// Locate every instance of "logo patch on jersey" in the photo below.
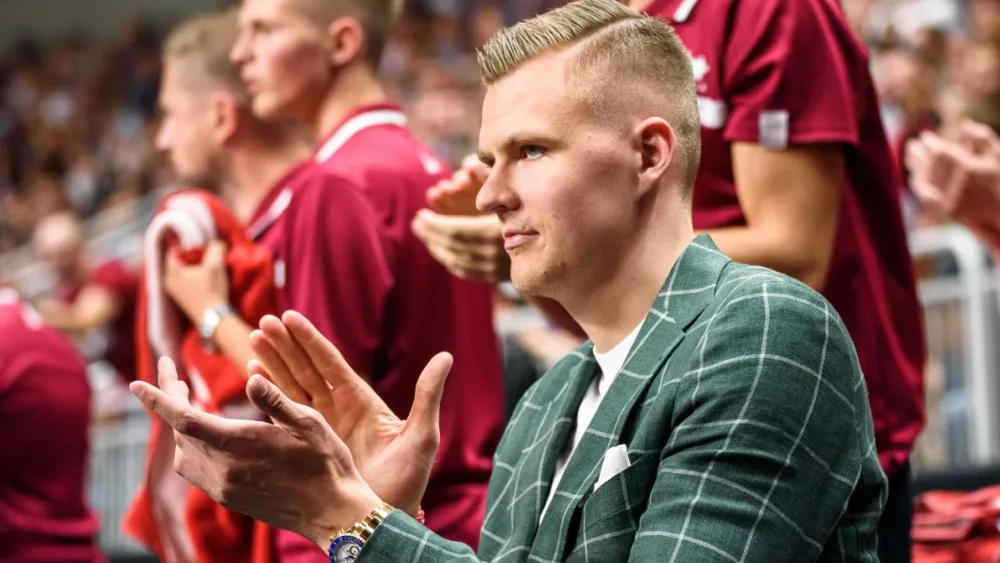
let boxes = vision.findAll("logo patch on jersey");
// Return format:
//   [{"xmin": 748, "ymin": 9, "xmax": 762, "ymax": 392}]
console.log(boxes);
[
  {"xmin": 690, "ymin": 55, "xmax": 710, "ymax": 84},
  {"xmin": 274, "ymin": 260, "xmax": 287, "ymax": 290},
  {"xmin": 420, "ymin": 152, "xmax": 444, "ymax": 176},
  {"xmin": 759, "ymin": 110, "xmax": 790, "ymax": 150}
]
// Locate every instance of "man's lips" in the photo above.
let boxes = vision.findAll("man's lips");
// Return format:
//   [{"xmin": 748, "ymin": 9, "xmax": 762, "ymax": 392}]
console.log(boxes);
[{"xmin": 502, "ymin": 228, "xmax": 537, "ymax": 250}]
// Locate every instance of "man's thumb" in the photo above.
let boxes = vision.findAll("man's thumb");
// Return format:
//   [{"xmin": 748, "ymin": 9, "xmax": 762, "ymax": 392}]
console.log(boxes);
[
  {"xmin": 405, "ymin": 353, "xmax": 453, "ymax": 442},
  {"xmin": 247, "ymin": 374, "xmax": 315, "ymax": 435}
]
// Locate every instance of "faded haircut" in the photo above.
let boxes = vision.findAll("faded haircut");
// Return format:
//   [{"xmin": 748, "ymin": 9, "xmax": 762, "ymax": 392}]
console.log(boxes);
[
  {"xmin": 477, "ymin": 0, "xmax": 702, "ymax": 192},
  {"xmin": 295, "ymin": 0, "xmax": 404, "ymax": 66},
  {"xmin": 163, "ymin": 8, "xmax": 247, "ymax": 102}
]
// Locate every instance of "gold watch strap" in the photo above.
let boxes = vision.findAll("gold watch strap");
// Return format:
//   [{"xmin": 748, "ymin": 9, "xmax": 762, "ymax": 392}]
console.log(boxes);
[{"xmin": 337, "ymin": 502, "xmax": 395, "ymax": 543}]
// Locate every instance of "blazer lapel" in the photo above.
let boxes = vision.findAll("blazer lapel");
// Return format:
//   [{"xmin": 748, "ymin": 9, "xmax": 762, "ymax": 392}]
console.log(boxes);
[
  {"xmin": 528, "ymin": 234, "xmax": 731, "ymax": 562},
  {"xmin": 506, "ymin": 346, "xmax": 600, "ymax": 549}
]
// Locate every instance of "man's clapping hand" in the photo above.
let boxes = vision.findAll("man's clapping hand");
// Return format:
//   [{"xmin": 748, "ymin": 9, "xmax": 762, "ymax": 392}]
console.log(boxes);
[
  {"xmin": 130, "ymin": 357, "xmax": 383, "ymax": 552},
  {"xmin": 906, "ymin": 120, "xmax": 1000, "ymax": 248},
  {"xmin": 248, "ymin": 311, "xmax": 453, "ymax": 517}
]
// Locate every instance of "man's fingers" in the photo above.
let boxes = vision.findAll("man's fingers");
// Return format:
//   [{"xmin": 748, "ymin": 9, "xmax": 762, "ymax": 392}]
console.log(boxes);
[
  {"xmin": 157, "ymin": 357, "xmax": 191, "ymax": 404},
  {"xmin": 280, "ymin": 311, "xmax": 352, "ymax": 380},
  {"xmin": 246, "ymin": 374, "xmax": 321, "ymax": 436},
  {"xmin": 404, "ymin": 353, "xmax": 453, "ymax": 448},
  {"xmin": 249, "ymin": 326, "xmax": 311, "ymax": 405},
  {"xmin": 203, "ymin": 240, "xmax": 228, "ymax": 267},
  {"xmin": 131, "ymin": 380, "xmax": 237, "ymax": 447},
  {"xmin": 910, "ymin": 178, "xmax": 946, "ymax": 209},
  {"xmin": 415, "ymin": 211, "xmax": 502, "ymax": 243},
  {"xmin": 959, "ymin": 119, "xmax": 1000, "ymax": 155}
]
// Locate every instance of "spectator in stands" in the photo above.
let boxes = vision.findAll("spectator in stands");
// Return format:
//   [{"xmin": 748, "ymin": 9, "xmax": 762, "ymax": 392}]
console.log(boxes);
[
  {"xmin": 33, "ymin": 211, "xmax": 139, "ymax": 383},
  {"xmin": 0, "ymin": 287, "xmax": 103, "ymax": 562}
]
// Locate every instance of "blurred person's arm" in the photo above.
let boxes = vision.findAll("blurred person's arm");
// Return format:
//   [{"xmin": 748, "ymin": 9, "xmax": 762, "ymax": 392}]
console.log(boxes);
[
  {"xmin": 38, "ymin": 285, "xmax": 120, "ymax": 334},
  {"xmin": 700, "ymin": 144, "xmax": 844, "ymax": 290},
  {"xmin": 163, "ymin": 242, "xmax": 257, "ymax": 376},
  {"xmin": 697, "ymin": 0, "xmax": 868, "ymax": 291}
]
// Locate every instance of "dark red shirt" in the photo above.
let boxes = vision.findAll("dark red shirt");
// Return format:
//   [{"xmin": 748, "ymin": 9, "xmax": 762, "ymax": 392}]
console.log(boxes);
[
  {"xmin": 57, "ymin": 260, "xmax": 139, "ymax": 382},
  {"xmin": 250, "ymin": 105, "xmax": 503, "ymax": 558},
  {"xmin": 0, "ymin": 289, "xmax": 103, "ymax": 562},
  {"xmin": 645, "ymin": 0, "xmax": 926, "ymax": 476}
]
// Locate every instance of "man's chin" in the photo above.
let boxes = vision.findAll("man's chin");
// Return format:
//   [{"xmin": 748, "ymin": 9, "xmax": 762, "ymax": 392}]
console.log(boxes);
[{"xmin": 251, "ymin": 96, "xmax": 294, "ymax": 121}]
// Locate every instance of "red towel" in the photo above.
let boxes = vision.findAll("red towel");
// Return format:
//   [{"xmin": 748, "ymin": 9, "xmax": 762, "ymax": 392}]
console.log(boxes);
[{"xmin": 123, "ymin": 189, "xmax": 277, "ymax": 563}]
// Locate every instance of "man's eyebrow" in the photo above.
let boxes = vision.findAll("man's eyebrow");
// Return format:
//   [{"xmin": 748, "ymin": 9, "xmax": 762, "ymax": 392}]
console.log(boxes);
[{"xmin": 476, "ymin": 150, "xmax": 494, "ymax": 166}]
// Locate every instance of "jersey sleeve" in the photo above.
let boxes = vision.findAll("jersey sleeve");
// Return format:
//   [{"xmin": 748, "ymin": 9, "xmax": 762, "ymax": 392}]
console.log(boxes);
[
  {"xmin": 281, "ymin": 173, "xmax": 395, "ymax": 378},
  {"xmin": 722, "ymin": 0, "xmax": 861, "ymax": 148},
  {"xmin": 90, "ymin": 261, "xmax": 136, "ymax": 300}
]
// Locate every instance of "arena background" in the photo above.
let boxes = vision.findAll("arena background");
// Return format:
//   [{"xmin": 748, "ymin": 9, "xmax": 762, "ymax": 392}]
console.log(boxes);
[{"xmin": 2, "ymin": 0, "xmax": 1000, "ymax": 560}]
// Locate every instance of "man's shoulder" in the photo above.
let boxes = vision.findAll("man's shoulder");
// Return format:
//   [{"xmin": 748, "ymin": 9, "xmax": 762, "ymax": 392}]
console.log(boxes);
[
  {"xmin": 679, "ymin": 261, "xmax": 863, "ymax": 401},
  {"xmin": 705, "ymin": 262, "xmax": 834, "ymax": 327}
]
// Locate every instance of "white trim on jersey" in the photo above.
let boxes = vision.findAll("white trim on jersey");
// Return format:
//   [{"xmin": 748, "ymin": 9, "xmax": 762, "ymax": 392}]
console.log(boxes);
[
  {"xmin": 697, "ymin": 96, "xmax": 728, "ymax": 129},
  {"xmin": 315, "ymin": 109, "xmax": 408, "ymax": 164}
]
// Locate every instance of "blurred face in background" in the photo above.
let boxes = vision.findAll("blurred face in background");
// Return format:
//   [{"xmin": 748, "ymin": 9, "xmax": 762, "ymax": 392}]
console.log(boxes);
[
  {"xmin": 155, "ymin": 58, "xmax": 223, "ymax": 188},
  {"xmin": 33, "ymin": 212, "xmax": 84, "ymax": 280},
  {"xmin": 231, "ymin": 0, "xmax": 333, "ymax": 123}
]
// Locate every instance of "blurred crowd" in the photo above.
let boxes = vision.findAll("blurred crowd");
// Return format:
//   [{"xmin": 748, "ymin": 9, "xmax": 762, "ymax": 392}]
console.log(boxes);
[
  {"xmin": 845, "ymin": 0, "xmax": 1000, "ymax": 227},
  {"xmin": 0, "ymin": 0, "xmax": 567, "ymax": 254},
  {"xmin": 3, "ymin": 0, "xmax": 1000, "ymax": 255}
]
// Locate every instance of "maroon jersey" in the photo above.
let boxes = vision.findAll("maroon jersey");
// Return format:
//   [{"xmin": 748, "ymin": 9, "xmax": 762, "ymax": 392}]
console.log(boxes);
[
  {"xmin": 249, "ymin": 105, "xmax": 503, "ymax": 558},
  {"xmin": 645, "ymin": 0, "xmax": 926, "ymax": 475},
  {"xmin": 57, "ymin": 260, "xmax": 139, "ymax": 382},
  {"xmin": 0, "ymin": 289, "xmax": 103, "ymax": 562}
]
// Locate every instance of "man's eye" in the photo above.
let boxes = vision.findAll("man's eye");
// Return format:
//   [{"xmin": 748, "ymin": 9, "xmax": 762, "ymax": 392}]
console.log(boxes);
[{"xmin": 521, "ymin": 145, "xmax": 544, "ymax": 159}]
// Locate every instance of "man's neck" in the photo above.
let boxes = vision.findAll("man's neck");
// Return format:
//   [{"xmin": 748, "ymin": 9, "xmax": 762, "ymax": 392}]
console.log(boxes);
[
  {"xmin": 312, "ymin": 63, "xmax": 389, "ymax": 141},
  {"xmin": 560, "ymin": 208, "xmax": 695, "ymax": 354},
  {"xmin": 222, "ymin": 140, "xmax": 312, "ymax": 224}
]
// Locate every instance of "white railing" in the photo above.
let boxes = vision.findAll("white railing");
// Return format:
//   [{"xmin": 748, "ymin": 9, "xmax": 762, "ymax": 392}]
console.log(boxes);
[{"xmin": 910, "ymin": 225, "xmax": 999, "ymax": 468}]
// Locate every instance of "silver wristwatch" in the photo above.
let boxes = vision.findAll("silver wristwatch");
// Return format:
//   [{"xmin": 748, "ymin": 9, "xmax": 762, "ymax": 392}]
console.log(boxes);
[{"xmin": 198, "ymin": 304, "xmax": 235, "ymax": 350}]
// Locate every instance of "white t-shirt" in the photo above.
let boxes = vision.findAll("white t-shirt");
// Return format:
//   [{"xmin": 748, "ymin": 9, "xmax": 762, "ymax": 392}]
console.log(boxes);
[{"xmin": 540, "ymin": 323, "xmax": 643, "ymax": 521}]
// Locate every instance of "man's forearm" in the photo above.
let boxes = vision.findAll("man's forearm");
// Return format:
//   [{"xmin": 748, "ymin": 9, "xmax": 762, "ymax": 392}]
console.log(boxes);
[
  {"xmin": 213, "ymin": 314, "xmax": 257, "ymax": 377},
  {"xmin": 700, "ymin": 226, "xmax": 831, "ymax": 290}
]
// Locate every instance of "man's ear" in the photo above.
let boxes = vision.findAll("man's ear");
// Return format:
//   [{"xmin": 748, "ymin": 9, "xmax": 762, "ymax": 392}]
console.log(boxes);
[
  {"xmin": 210, "ymin": 91, "xmax": 241, "ymax": 146},
  {"xmin": 327, "ymin": 16, "xmax": 366, "ymax": 67},
  {"xmin": 635, "ymin": 117, "xmax": 677, "ymax": 197}
]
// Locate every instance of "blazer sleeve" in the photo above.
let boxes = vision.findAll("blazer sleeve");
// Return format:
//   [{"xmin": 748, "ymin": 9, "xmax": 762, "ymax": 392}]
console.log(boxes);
[
  {"xmin": 357, "ymin": 510, "xmax": 481, "ymax": 562},
  {"xmin": 626, "ymin": 280, "xmax": 885, "ymax": 562}
]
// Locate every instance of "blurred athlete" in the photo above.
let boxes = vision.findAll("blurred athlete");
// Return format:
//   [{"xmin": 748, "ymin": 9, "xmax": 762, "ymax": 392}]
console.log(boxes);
[
  {"xmin": 416, "ymin": 1, "xmax": 926, "ymax": 560},
  {"xmin": 0, "ymin": 287, "xmax": 103, "ymax": 562},
  {"xmin": 34, "ymin": 211, "xmax": 139, "ymax": 383},
  {"xmin": 166, "ymin": 1, "xmax": 503, "ymax": 559}
]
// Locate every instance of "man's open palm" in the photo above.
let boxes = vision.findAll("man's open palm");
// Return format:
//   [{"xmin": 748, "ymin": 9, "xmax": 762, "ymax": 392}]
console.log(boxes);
[{"xmin": 248, "ymin": 311, "xmax": 452, "ymax": 516}]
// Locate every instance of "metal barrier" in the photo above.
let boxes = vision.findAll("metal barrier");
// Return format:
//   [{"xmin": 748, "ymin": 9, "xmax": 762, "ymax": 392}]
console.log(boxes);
[
  {"xmin": 88, "ymin": 392, "xmax": 151, "ymax": 556},
  {"xmin": 909, "ymin": 225, "xmax": 1000, "ymax": 470}
]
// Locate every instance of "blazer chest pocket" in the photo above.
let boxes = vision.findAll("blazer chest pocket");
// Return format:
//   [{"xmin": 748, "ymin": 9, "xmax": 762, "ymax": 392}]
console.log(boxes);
[{"xmin": 567, "ymin": 453, "xmax": 658, "ymax": 561}]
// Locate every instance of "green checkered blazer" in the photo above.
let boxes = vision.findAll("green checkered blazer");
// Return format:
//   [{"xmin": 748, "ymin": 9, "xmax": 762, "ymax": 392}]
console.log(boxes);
[{"xmin": 359, "ymin": 235, "xmax": 887, "ymax": 562}]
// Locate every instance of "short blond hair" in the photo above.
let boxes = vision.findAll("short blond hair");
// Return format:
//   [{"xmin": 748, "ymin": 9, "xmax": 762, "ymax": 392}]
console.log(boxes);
[
  {"xmin": 478, "ymin": 0, "xmax": 701, "ymax": 192},
  {"xmin": 164, "ymin": 8, "xmax": 246, "ymax": 100}
]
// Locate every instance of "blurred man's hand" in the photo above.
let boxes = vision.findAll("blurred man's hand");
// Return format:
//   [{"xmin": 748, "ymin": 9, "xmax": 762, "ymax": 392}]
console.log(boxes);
[
  {"xmin": 426, "ymin": 154, "xmax": 489, "ymax": 216},
  {"xmin": 131, "ymin": 357, "xmax": 385, "ymax": 552},
  {"xmin": 907, "ymin": 120, "xmax": 1000, "ymax": 248},
  {"xmin": 247, "ymin": 311, "xmax": 452, "ymax": 518},
  {"xmin": 163, "ymin": 241, "xmax": 230, "ymax": 323},
  {"xmin": 411, "ymin": 210, "xmax": 509, "ymax": 283}
]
